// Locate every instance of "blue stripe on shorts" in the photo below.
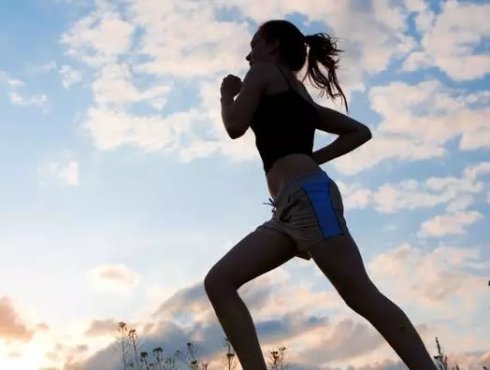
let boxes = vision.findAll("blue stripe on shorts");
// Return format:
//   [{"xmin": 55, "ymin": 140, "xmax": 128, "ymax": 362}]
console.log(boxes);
[{"xmin": 301, "ymin": 177, "xmax": 342, "ymax": 237}]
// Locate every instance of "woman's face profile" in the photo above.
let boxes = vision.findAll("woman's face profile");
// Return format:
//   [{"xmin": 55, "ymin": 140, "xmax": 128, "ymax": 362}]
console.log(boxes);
[{"xmin": 246, "ymin": 31, "xmax": 279, "ymax": 66}]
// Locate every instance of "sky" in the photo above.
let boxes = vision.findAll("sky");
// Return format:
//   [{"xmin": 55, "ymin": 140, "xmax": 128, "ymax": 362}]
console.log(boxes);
[{"xmin": 0, "ymin": 0, "xmax": 489, "ymax": 369}]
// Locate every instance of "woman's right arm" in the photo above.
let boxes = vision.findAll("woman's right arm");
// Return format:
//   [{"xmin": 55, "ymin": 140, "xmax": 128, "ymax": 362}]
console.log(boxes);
[
  {"xmin": 311, "ymin": 102, "xmax": 372, "ymax": 165},
  {"xmin": 298, "ymin": 81, "xmax": 372, "ymax": 165}
]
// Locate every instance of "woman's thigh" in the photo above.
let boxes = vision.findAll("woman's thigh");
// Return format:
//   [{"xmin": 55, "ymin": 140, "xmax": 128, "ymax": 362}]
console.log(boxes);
[{"xmin": 204, "ymin": 227, "xmax": 297, "ymax": 291}]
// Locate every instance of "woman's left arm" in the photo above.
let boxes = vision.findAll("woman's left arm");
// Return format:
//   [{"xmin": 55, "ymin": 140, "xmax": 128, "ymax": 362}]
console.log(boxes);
[{"xmin": 220, "ymin": 63, "xmax": 268, "ymax": 139}]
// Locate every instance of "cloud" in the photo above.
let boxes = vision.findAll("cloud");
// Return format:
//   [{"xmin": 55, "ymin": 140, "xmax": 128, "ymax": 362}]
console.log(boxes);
[
  {"xmin": 65, "ymin": 243, "xmax": 490, "ymax": 369},
  {"xmin": 62, "ymin": 275, "xmax": 352, "ymax": 370},
  {"xmin": 368, "ymin": 242, "xmax": 489, "ymax": 320},
  {"xmin": 87, "ymin": 264, "xmax": 140, "ymax": 292},
  {"xmin": 333, "ymin": 80, "xmax": 490, "ymax": 175},
  {"xmin": 0, "ymin": 70, "xmax": 24, "ymax": 87},
  {"xmin": 9, "ymin": 92, "xmax": 48, "ymax": 109},
  {"xmin": 41, "ymin": 60, "xmax": 58, "ymax": 72},
  {"xmin": 59, "ymin": 0, "xmax": 418, "ymax": 164},
  {"xmin": 445, "ymin": 194, "xmax": 474, "ymax": 213},
  {"xmin": 340, "ymin": 185, "xmax": 372, "ymax": 210},
  {"xmin": 126, "ymin": 1, "xmax": 252, "ymax": 78},
  {"xmin": 2, "ymin": 70, "xmax": 49, "ymax": 114},
  {"xmin": 83, "ymin": 106, "xmax": 196, "ymax": 152},
  {"xmin": 332, "ymin": 133, "xmax": 446, "ymax": 176},
  {"xmin": 227, "ymin": 0, "xmax": 417, "ymax": 95},
  {"xmin": 61, "ymin": 5, "xmax": 135, "ymax": 67},
  {"xmin": 7, "ymin": 79, "xmax": 24, "ymax": 87},
  {"xmin": 463, "ymin": 161, "xmax": 490, "ymax": 181},
  {"xmin": 299, "ymin": 319, "xmax": 385, "ymax": 363},
  {"xmin": 59, "ymin": 0, "xmax": 489, "ymax": 173},
  {"xmin": 85, "ymin": 319, "xmax": 119, "ymax": 337},
  {"xmin": 405, "ymin": 0, "xmax": 427, "ymax": 13},
  {"xmin": 43, "ymin": 342, "xmax": 89, "ymax": 370},
  {"xmin": 337, "ymin": 161, "xmax": 488, "ymax": 213},
  {"xmin": 39, "ymin": 160, "xmax": 80, "ymax": 186},
  {"xmin": 60, "ymin": 65, "xmax": 82, "ymax": 88},
  {"xmin": 418, "ymin": 210, "xmax": 483, "ymax": 238},
  {"xmin": 0, "ymin": 296, "xmax": 41, "ymax": 342},
  {"xmin": 91, "ymin": 63, "xmax": 171, "ymax": 109},
  {"xmin": 30, "ymin": 60, "xmax": 58, "ymax": 74},
  {"xmin": 402, "ymin": 0, "xmax": 490, "ymax": 81},
  {"xmin": 63, "ymin": 1, "xmax": 258, "ymax": 161}
]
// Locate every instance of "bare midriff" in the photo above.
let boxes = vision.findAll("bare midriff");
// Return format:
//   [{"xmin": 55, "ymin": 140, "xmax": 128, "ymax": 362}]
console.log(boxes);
[{"xmin": 265, "ymin": 153, "xmax": 321, "ymax": 200}]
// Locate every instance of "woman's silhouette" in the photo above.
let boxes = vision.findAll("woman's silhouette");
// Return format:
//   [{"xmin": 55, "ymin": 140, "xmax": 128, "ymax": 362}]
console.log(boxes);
[{"xmin": 205, "ymin": 19, "xmax": 437, "ymax": 370}]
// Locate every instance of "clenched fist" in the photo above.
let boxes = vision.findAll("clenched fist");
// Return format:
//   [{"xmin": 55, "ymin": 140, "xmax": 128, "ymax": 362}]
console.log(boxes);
[{"xmin": 220, "ymin": 74, "xmax": 242, "ymax": 98}]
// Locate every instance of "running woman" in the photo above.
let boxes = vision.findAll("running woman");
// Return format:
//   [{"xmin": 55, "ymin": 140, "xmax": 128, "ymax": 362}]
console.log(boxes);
[{"xmin": 205, "ymin": 19, "xmax": 437, "ymax": 370}]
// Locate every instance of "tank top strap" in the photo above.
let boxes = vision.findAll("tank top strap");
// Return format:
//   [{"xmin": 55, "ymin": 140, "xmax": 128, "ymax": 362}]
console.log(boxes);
[{"xmin": 276, "ymin": 65, "xmax": 292, "ymax": 90}]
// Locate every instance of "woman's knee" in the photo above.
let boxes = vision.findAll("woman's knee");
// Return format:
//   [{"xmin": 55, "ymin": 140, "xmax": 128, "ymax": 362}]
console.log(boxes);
[
  {"xmin": 341, "ymin": 283, "xmax": 383, "ymax": 314},
  {"xmin": 204, "ymin": 270, "xmax": 224, "ymax": 293},
  {"xmin": 204, "ymin": 269, "xmax": 236, "ymax": 298}
]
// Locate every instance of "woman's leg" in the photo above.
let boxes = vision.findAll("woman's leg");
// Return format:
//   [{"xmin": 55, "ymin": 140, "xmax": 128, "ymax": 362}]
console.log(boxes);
[
  {"xmin": 309, "ymin": 233, "xmax": 437, "ymax": 369},
  {"xmin": 204, "ymin": 227, "xmax": 298, "ymax": 370}
]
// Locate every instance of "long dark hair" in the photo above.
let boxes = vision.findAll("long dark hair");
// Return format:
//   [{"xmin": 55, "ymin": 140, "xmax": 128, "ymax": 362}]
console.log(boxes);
[{"xmin": 258, "ymin": 19, "xmax": 348, "ymax": 113}]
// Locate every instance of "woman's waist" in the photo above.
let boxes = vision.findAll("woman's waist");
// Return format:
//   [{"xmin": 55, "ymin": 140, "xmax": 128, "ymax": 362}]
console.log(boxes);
[{"xmin": 266, "ymin": 154, "xmax": 324, "ymax": 200}]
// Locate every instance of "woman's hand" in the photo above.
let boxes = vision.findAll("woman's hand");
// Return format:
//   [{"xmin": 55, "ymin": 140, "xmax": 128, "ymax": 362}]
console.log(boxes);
[{"xmin": 220, "ymin": 74, "xmax": 242, "ymax": 98}]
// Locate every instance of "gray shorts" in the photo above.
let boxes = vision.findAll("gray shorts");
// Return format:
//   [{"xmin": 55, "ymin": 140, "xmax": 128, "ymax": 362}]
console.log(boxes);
[{"xmin": 256, "ymin": 168, "xmax": 350, "ymax": 261}]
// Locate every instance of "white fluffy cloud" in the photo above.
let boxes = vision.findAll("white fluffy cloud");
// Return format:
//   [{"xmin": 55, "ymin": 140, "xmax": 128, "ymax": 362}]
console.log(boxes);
[
  {"xmin": 61, "ymin": 6, "xmax": 135, "ymax": 66},
  {"xmin": 229, "ymin": 0, "xmax": 418, "ymax": 96},
  {"xmin": 445, "ymin": 194, "xmax": 474, "ymax": 213},
  {"xmin": 87, "ymin": 264, "xmax": 139, "ymax": 293},
  {"xmin": 333, "ymin": 80, "xmax": 490, "ymax": 175},
  {"xmin": 418, "ymin": 210, "xmax": 483, "ymax": 237},
  {"xmin": 126, "ymin": 1, "xmax": 252, "ymax": 77},
  {"xmin": 59, "ymin": 0, "xmax": 489, "ymax": 171},
  {"xmin": 338, "ymin": 162, "xmax": 489, "ymax": 214},
  {"xmin": 59, "ymin": 65, "xmax": 82, "ymax": 88},
  {"xmin": 369, "ymin": 242, "xmax": 489, "ymax": 315},
  {"xmin": 9, "ymin": 92, "xmax": 48, "ymax": 109},
  {"xmin": 403, "ymin": 0, "xmax": 490, "ymax": 81},
  {"xmin": 83, "ymin": 106, "xmax": 195, "ymax": 152},
  {"xmin": 59, "ymin": 0, "xmax": 420, "ymax": 162},
  {"xmin": 91, "ymin": 63, "xmax": 171, "ymax": 109},
  {"xmin": 463, "ymin": 162, "xmax": 490, "ymax": 181}
]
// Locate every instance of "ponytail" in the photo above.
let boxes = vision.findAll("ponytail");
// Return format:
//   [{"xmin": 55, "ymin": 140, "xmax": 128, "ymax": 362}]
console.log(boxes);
[
  {"xmin": 304, "ymin": 33, "xmax": 348, "ymax": 113},
  {"xmin": 258, "ymin": 20, "xmax": 348, "ymax": 112}
]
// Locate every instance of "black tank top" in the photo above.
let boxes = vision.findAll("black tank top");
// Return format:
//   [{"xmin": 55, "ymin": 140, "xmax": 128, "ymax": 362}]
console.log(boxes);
[{"xmin": 250, "ymin": 65, "xmax": 320, "ymax": 174}]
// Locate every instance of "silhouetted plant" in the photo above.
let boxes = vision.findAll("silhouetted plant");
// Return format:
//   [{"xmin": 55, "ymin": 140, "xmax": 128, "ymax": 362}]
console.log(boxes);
[
  {"xmin": 267, "ymin": 346, "xmax": 290, "ymax": 370},
  {"xmin": 223, "ymin": 337, "xmax": 238, "ymax": 370},
  {"xmin": 152, "ymin": 346, "xmax": 177, "ymax": 370},
  {"xmin": 128, "ymin": 328, "xmax": 144, "ymax": 370},
  {"xmin": 174, "ymin": 341, "xmax": 209, "ymax": 369},
  {"xmin": 116, "ymin": 322, "xmax": 178, "ymax": 370},
  {"xmin": 430, "ymin": 336, "xmax": 490, "ymax": 370},
  {"xmin": 116, "ymin": 322, "xmax": 293, "ymax": 370},
  {"xmin": 117, "ymin": 322, "xmax": 490, "ymax": 370},
  {"xmin": 141, "ymin": 351, "xmax": 150, "ymax": 370},
  {"xmin": 116, "ymin": 322, "xmax": 132, "ymax": 370},
  {"xmin": 434, "ymin": 336, "xmax": 456, "ymax": 370}
]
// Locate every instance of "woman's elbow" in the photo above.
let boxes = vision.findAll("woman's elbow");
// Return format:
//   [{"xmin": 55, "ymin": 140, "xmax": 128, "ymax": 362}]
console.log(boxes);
[{"xmin": 359, "ymin": 126, "xmax": 372, "ymax": 142}]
